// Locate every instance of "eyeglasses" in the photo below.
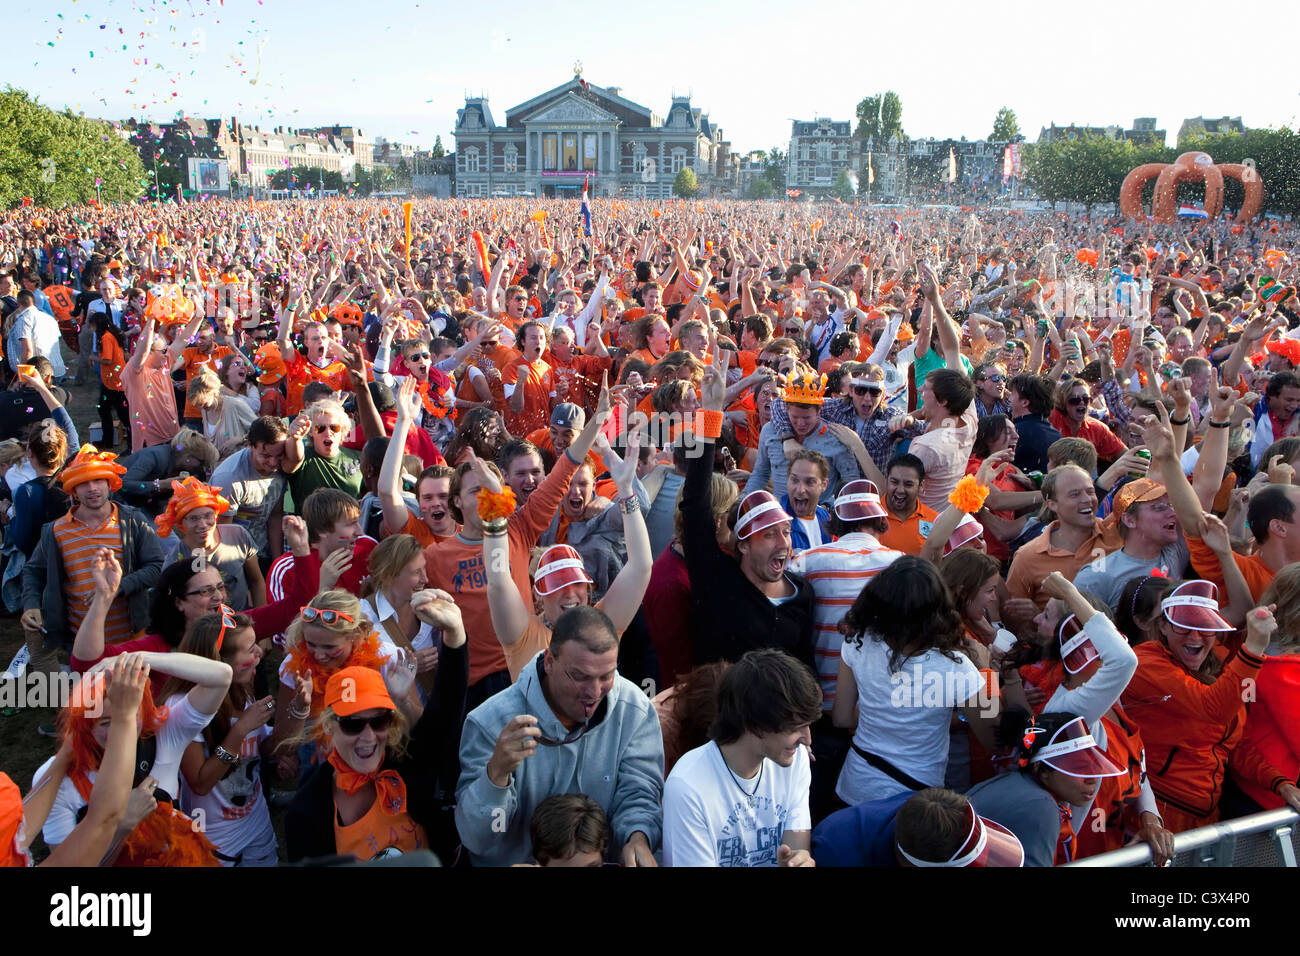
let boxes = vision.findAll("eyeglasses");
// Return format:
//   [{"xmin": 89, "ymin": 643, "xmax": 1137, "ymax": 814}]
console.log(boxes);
[
  {"xmin": 300, "ymin": 606, "xmax": 355, "ymax": 626},
  {"xmin": 335, "ymin": 711, "xmax": 395, "ymax": 737},
  {"xmin": 185, "ymin": 582, "xmax": 228, "ymax": 600},
  {"xmin": 315, "ymin": 423, "xmax": 346, "ymax": 435}
]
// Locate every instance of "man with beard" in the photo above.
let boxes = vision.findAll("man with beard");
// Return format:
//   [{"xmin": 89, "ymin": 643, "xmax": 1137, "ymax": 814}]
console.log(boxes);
[
  {"xmin": 538, "ymin": 453, "xmax": 648, "ymax": 602},
  {"xmin": 379, "ymin": 379, "xmax": 459, "ymax": 547},
  {"xmin": 456, "ymin": 605, "xmax": 663, "ymax": 867},
  {"xmin": 876, "ymin": 454, "xmax": 937, "ymax": 557},
  {"xmin": 685, "ymin": 362, "xmax": 815, "ymax": 669},
  {"xmin": 782, "ymin": 450, "xmax": 830, "ymax": 552}
]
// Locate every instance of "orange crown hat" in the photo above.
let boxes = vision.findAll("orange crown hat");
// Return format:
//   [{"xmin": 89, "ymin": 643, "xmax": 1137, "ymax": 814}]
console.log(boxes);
[
  {"xmin": 144, "ymin": 283, "xmax": 196, "ymax": 327},
  {"xmin": 155, "ymin": 477, "xmax": 230, "ymax": 538},
  {"xmin": 60, "ymin": 444, "xmax": 127, "ymax": 494},
  {"xmin": 0, "ymin": 772, "xmax": 28, "ymax": 868},
  {"xmin": 324, "ymin": 666, "xmax": 396, "ymax": 718},
  {"xmin": 894, "ymin": 321, "xmax": 915, "ymax": 343},
  {"xmin": 331, "ymin": 302, "xmax": 364, "ymax": 327},
  {"xmin": 253, "ymin": 342, "xmax": 288, "ymax": 384},
  {"xmin": 781, "ymin": 371, "xmax": 828, "ymax": 407},
  {"xmin": 1266, "ymin": 338, "xmax": 1300, "ymax": 368}
]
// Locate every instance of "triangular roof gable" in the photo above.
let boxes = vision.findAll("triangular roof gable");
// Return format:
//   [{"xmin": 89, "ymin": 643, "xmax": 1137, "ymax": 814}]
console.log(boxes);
[
  {"xmin": 519, "ymin": 91, "xmax": 620, "ymax": 126},
  {"xmin": 506, "ymin": 79, "xmax": 653, "ymax": 127}
]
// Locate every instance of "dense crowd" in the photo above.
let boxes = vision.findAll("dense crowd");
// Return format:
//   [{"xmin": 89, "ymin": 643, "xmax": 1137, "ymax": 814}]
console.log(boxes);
[{"xmin": 1, "ymin": 194, "xmax": 1299, "ymax": 868}]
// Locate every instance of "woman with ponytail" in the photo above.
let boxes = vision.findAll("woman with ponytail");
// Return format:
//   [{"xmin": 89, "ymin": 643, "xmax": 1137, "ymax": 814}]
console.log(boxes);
[{"xmin": 284, "ymin": 590, "xmax": 468, "ymax": 863}]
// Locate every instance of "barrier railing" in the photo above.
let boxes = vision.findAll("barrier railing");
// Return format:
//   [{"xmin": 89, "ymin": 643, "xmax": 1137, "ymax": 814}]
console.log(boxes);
[{"xmin": 1068, "ymin": 807, "xmax": 1300, "ymax": 867}]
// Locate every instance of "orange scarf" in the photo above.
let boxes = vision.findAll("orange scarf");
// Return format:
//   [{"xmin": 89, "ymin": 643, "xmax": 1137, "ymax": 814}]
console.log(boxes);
[
  {"xmin": 327, "ymin": 750, "xmax": 408, "ymax": 816},
  {"xmin": 287, "ymin": 634, "xmax": 387, "ymax": 714}
]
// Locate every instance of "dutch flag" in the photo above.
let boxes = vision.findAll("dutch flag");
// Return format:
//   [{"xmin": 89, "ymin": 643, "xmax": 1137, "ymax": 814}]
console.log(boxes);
[
  {"xmin": 581, "ymin": 176, "xmax": 592, "ymax": 237},
  {"xmin": 1178, "ymin": 203, "xmax": 1208, "ymax": 220}
]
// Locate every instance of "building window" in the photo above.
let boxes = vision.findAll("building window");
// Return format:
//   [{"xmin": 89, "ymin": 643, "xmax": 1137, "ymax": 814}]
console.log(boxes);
[
  {"xmin": 464, "ymin": 147, "xmax": 480, "ymax": 173},
  {"xmin": 583, "ymin": 133, "xmax": 598, "ymax": 172},
  {"xmin": 632, "ymin": 144, "xmax": 647, "ymax": 176},
  {"xmin": 670, "ymin": 148, "xmax": 686, "ymax": 174},
  {"xmin": 504, "ymin": 145, "xmax": 518, "ymax": 173},
  {"xmin": 542, "ymin": 134, "xmax": 558, "ymax": 171}
]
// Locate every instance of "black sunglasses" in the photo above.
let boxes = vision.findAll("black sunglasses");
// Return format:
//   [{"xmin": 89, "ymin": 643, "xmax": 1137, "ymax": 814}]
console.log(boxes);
[
  {"xmin": 852, "ymin": 384, "xmax": 883, "ymax": 396},
  {"xmin": 336, "ymin": 712, "xmax": 395, "ymax": 737},
  {"xmin": 1067, "ymin": 395, "xmax": 1089, "ymax": 405}
]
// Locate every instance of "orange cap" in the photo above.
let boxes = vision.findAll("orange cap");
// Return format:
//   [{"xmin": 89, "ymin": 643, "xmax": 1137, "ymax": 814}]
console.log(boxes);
[
  {"xmin": 155, "ymin": 476, "xmax": 230, "ymax": 538},
  {"xmin": 254, "ymin": 342, "xmax": 288, "ymax": 385},
  {"xmin": 324, "ymin": 666, "xmax": 396, "ymax": 717},
  {"xmin": 60, "ymin": 444, "xmax": 127, "ymax": 494}
]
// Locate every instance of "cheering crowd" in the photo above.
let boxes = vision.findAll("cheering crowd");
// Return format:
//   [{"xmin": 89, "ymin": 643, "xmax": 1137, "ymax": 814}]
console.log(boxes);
[{"xmin": 1, "ymin": 194, "xmax": 1300, "ymax": 868}]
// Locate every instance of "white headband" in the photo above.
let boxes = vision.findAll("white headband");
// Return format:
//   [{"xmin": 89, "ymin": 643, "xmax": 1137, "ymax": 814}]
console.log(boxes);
[
  {"xmin": 896, "ymin": 812, "xmax": 986, "ymax": 868},
  {"xmin": 736, "ymin": 498, "xmax": 786, "ymax": 536},
  {"xmin": 537, "ymin": 557, "xmax": 587, "ymax": 579},
  {"xmin": 1029, "ymin": 733, "xmax": 1099, "ymax": 766}
]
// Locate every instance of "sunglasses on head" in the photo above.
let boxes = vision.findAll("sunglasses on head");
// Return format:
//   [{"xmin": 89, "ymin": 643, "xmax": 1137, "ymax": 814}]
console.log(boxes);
[
  {"xmin": 215, "ymin": 604, "xmax": 238, "ymax": 652},
  {"xmin": 315, "ymin": 423, "xmax": 346, "ymax": 435},
  {"xmin": 300, "ymin": 606, "xmax": 354, "ymax": 625},
  {"xmin": 335, "ymin": 711, "xmax": 395, "ymax": 737}
]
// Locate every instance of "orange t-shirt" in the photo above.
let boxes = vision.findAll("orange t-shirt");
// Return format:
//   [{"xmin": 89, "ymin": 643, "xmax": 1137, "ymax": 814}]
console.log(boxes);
[
  {"xmin": 502, "ymin": 356, "xmax": 555, "ymax": 437},
  {"xmin": 99, "ymin": 331, "xmax": 126, "ymax": 391},
  {"xmin": 181, "ymin": 345, "xmax": 233, "ymax": 419},
  {"xmin": 877, "ymin": 503, "xmax": 938, "ymax": 556},
  {"xmin": 395, "ymin": 509, "xmax": 457, "ymax": 548},
  {"xmin": 285, "ymin": 351, "xmax": 351, "ymax": 417}
]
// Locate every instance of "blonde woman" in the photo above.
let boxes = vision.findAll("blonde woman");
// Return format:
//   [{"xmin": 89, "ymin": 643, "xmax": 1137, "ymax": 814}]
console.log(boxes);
[
  {"xmin": 188, "ymin": 369, "xmax": 256, "ymax": 457},
  {"xmin": 284, "ymin": 592, "xmax": 468, "ymax": 863},
  {"xmin": 362, "ymin": 534, "xmax": 440, "ymax": 700},
  {"xmin": 270, "ymin": 589, "xmax": 418, "ymax": 780}
]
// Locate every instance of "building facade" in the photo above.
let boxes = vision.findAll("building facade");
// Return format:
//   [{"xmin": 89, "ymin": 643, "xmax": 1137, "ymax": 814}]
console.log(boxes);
[
  {"xmin": 787, "ymin": 118, "xmax": 858, "ymax": 195},
  {"xmin": 1178, "ymin": 116, "xmax": 1246, "ymax": 142},
  {"xmin": 453, "ymin": 71, "xmax": 730, "ymax": 199}
]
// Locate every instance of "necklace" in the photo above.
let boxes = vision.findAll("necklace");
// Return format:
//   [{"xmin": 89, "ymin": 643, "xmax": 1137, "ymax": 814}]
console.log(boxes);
[{"xmin": 716, "ymin": 742, "xmax": 762, "ymax": 809}]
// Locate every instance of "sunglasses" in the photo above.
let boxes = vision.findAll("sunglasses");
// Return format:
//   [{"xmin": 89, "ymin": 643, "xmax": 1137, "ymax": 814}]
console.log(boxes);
[
  {"xmin": 215, "ymin": 604, "xmax": 238, "ymax": 652},
  {"xmin": 1067, "ymin": 396, "xmax": 1090, "ymax": 406},
  {"xmin": 852, "ymin": 385, "xmax": 883, "ymax": 396},
  {"xmin": 335, "ymin": 711, "xmax": 395, "ymax": 737},
  {"xmin": 406, "ymin": 352, "xmax": 430, "ymax": 362},
  {"xmin": 315, "ymin": 423, "xmax": 346, "ymax": 435},
  {"xmin": 982, "ymin": 374, "xmax": 1006, "ymax": 383},
  {"xmin": 300, "ymin": 607, "xmax": 355, "ymax": 625}
]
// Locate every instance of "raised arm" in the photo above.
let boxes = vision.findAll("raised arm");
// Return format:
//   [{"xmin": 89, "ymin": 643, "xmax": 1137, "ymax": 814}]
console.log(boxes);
[
  {"xmin": 599, "ymin": 428, "xmax": 652, "ymax": 635},
  {"xmin": 380, "ymin": 378, "xmax": 419, "ymax": 536}
]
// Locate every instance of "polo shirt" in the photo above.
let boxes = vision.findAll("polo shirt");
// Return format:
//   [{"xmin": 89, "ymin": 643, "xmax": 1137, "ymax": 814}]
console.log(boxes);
[
  {"xmin": 1005, "ymin": 519, "xmax": 1123, "ymax": 608},
  {"xmin": 1048, "ymin": 410, "xmax": 1126, "ymax": 461},
  {"xmin": 877, "ymin": 502, "xmax": 938, "ymax": 556},
  {"xmin": 53, "ymin": 505, "xmax": 133, "ymax": 643}
]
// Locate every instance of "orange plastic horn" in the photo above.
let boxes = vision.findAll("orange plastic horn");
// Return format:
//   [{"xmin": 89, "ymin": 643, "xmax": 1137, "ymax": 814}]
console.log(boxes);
[
  {"xmin": 1216, "ymin": 163, "xmax": 1265, "ymax": 224},
  {"xmin": 1153, "ymin": 152, "xmax": 1223, "ymax": 223}
]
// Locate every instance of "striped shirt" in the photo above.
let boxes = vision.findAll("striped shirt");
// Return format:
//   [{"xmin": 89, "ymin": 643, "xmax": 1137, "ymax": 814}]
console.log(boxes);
[
  {"xmin": 786, "ymin": 532, "xmax": 903, "ymax": 709},
  {"xmin": 53, "ymin": 504, "xmax": 133, "ymax": 644}
]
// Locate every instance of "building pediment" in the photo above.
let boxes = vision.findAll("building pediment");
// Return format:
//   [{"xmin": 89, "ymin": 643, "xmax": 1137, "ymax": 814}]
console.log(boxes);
[{"xmin": 523, "ymin": 93, "xmax": 619, "ymax": 126}]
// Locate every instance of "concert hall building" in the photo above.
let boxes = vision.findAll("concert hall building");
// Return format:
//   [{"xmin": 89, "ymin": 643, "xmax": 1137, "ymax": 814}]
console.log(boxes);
[{"xmin": 452, "ymin": 69, "xmax": 733, "ymax": 199}]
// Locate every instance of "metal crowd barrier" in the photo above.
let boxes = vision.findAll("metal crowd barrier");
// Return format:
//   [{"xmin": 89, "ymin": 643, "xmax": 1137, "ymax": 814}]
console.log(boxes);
[{"xmin": 1069, "ymin": 807, "xmax": 1300, "ymax": 867}]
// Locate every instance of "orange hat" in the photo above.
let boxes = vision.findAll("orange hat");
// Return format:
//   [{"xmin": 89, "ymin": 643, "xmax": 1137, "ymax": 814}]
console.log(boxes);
[
  {"xmin": 332, "ymin": 302, "xmax": 364, "ymax": 327},
  {"xmin": 324, "ymin": 666, "xmax": 396, "ymax": 717},
  {"xmin": 0, "ymin": 772, "xmax": 29, "ymax": 868},
  {"xmin": 1112, "ymin": 477, "xmax": 1166, "ymax": 524},
  {"xmin": 145, "ymin": 284, "xmax": 196, "ymax": 327},
  {"xmin": 1266, "ymin": 338, "xmax": 1300, "ymax": 368},
  {"xmin": 254, "ymin": 342, "xmax": 288, "ymax": 384},
  {"xmin": 60, "ymin": 444, "xmax": 127, "ymax": 494},
  {"xmin": 155, "ymin": 476, "xmax": 230, "ymax": 538},
  {"xmin": 894, "ymin": 322, "xmax": 915, "ymax": 343}
]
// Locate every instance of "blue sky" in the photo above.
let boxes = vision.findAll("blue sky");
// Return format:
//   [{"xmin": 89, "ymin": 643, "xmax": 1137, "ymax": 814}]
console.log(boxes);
[{"xmin": 7, "ymin": 0, "xmax": 1297, "ymax": 153}]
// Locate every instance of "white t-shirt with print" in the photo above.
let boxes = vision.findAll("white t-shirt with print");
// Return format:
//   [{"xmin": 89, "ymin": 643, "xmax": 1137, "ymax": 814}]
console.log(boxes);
[{"xmin": 663, "ymin": 741, "xmax": 811, "ymax": 867}]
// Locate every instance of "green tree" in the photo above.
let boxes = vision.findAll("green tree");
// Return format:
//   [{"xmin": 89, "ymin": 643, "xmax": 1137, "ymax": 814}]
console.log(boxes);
[
  {"xmin": 992, "ymin": 107, "xmax": 1020, "ymax": 143},
  {"xmin": 855, "ymin": 95, "xmax": 882, "ymax": 142},
  {"xmin": 762, "ymin": 146, "xmax": 786, "ymax": 191},
  {"xmin": 1022, "ymin": 134, "xmax": 1173, "ymax": 210},
  {"xmin": 431, "ymin": 135, "xmax": 445, "ymax": 158},
  {"xmin": 880, "ymin": 91, "xmax": 904, "ymax": 141},
  {"xmin": 831, "ymin": 169, "xmax": 856, "ymax": 201},
  {"xmin": 748, "ymin": 177, "xmax": 775, "ymax": 200},
  {"xmin": 673, "ymin": 167, "xmax": 700, "ymax": 198},
  {"xmin": 1179, "ymin": 127, "xmax": 1300, "ymax": 218},
  {"xmin": 268, "ymin": 164, "xmax": 344, "ymax": 191},
  {"xmin": 0, "ymin": 88, "xmax": 146, "ymax": 207}
]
